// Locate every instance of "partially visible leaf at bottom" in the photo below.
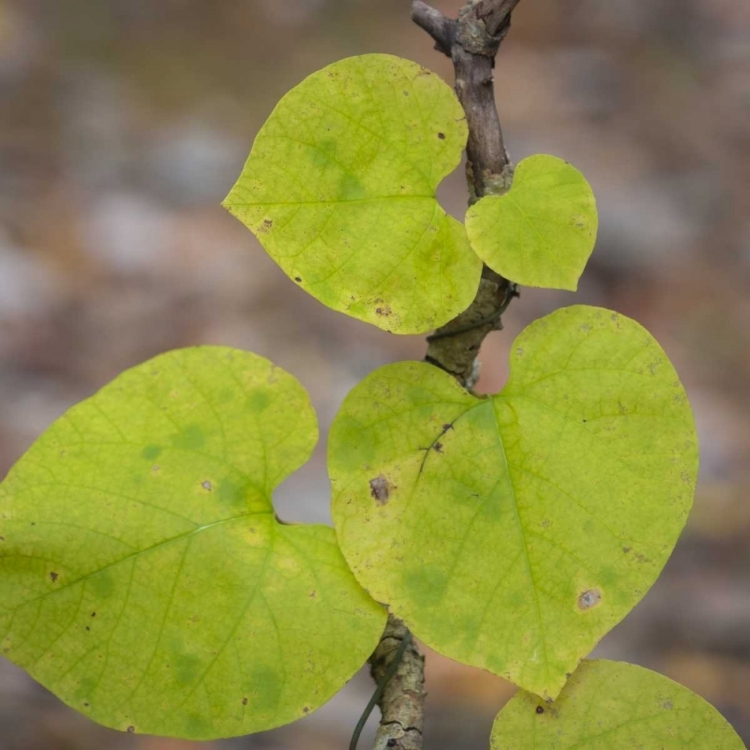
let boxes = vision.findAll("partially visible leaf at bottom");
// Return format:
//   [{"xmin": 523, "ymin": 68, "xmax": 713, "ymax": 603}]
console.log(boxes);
[
  {"xmin": 491, "ymin": 660, "xmax": 746, "ymax": 749},
  {"xmin": 0, "ymin": 347, "xmax": 386, "ymax": 739}
]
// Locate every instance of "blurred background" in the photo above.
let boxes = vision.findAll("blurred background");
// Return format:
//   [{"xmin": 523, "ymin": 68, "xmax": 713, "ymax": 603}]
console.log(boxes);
[{"xmin": 0, "ymin": 0, "xmax": 748, "ymax": 747}]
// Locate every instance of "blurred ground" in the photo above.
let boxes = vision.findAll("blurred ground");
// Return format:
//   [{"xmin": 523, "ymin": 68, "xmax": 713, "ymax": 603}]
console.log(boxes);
[{"xmin": 0, "ymin": 0, "xmax": 749, "ymax": 747}]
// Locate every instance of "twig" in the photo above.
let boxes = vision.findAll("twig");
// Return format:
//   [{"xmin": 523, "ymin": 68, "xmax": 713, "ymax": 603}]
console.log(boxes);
[
  {"xmin": 411, "ymin": 0, "xmax": 454, "ymax": 54},
  {"xmin": 471, "ymin": 0, "xmax": 522, "ymax": 37},
  {"xmin": 420, "ymin": 0, "xmax": 523, "ymax": 384},
  {"xmin": 362, "ymin": 4, "xmax": 523, "ymax": 749},
  {"xmin": 351, "ymin": 625, "xmax": 415, "ymax": 750},
  {"xmin": 368, "ymin": 617, "xmax": 425, "ymax": 750},
  {"xmin": 426, "ymin": 282, "xmax": 518, "ymax": 342}
]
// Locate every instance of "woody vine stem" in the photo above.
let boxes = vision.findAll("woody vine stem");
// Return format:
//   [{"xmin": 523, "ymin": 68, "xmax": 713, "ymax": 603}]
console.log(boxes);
[{"xmin": 358, "ymin": 2, "xmax": 523, "ymax": 749}]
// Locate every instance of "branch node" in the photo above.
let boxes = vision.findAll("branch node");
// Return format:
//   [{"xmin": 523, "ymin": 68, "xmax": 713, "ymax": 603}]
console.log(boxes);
[
  {"xmin": 455, "ymin": 15, "xmax": 501, "ymax": 56},
  {"xmin": 482, "ymin": 164, "xmax": 515, "ymax": 196}
]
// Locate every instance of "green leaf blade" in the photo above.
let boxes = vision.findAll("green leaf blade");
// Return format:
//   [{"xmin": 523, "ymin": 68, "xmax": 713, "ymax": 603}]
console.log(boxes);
[
  {"xmin": 329, "ymin": 306, "xmax": 698, "ymax": 699},
  {"xmin": 466, "ymin": 155, "xmax": 598, "ymax": 291},
  {"xmin": 491, "ymin": 660, "xmax": 746, "ymax": 749},
  {"xmin": 224, "ymin": 54, "xmax": 482, "ymax": 334},
  {"xmin": 0, "ymin": 347, "xmax": 386, "ymax": 739}
]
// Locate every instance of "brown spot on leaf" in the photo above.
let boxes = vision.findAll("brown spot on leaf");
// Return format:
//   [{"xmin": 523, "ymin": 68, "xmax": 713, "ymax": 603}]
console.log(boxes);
[
  {"xmin": 536, "ymin": 706, "xmax": 545, "ymax": 714},
  {"xmin": 437, "ymin": 132, "xmax": 445, "ymax": 139},
  {"xmin": 294, "ymin": 276, "xmax": 302, "ymax": 282},
  {"xmin": 434, "ymin": 442, "xmax": 443, "ymax": 453},
  {"xmin": 623, "ymin": 547, "xmax": 632, "ymax": 554},
  {"xmin": 442, "ymin": 423, "xmax": 454, "ymax": 431},
  {"xmin": 578, "ymin": 589, "xmax": 601, "ymax": 610},
  {"xmin": 303, "ymin": 706, "xmax": 310, "ymax": 713},
  {"xmin": 662, "ymin": 700, "xmax": 673, "ymax": 710},
  {"xmin": 369, "ymin": 475, "xmax": 394, "ymax": 505},
  {"xmin": 309, "ymin": 590, "xmax": 317, "ymax": 598},
  {"xmin": 127, "ymin": 726, "xmax": 135, "ymax": 733},
  {"xmin": 261, "ymin": 219, "xmax": 273, "ymax": 231},
  {"xmin": 201, "ymin": 480, "xmax": 212, "ymax": 491},
  {"xmin": 49, "ymin": 572, "xmax": 59, "ymax": 582},
  {"xmin": 242, "ymin": 697, "xmax": 248, "ymax": 706},
  {"xmin": 375, "ymin": 304, "xmax": 392, "ymax": 317}
]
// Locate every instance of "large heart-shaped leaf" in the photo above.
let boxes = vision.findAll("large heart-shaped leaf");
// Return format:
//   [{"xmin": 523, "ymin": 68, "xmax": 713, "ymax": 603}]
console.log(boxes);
[
  {"xmin": 223, "ymin": 53, "xmax": 482, "ymax": 334},
  {"xmin": 491, "ymin": 660, "xmax": 746, "ymax": 749},
  {"xmin": 466, "ymin": 155, "xmax": 598, "ymax": 291},
  {"xmin": 329, "ymin": 305, "xmax": 698, "ymax": 699},
  {"xmin": 0, "ymin": 348, "xmax": 385, "ymax": 739}
]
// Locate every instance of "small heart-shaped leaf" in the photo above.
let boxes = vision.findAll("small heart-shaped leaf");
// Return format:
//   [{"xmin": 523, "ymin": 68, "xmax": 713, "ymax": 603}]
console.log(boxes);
[
  {"xmin": 0, "ymin": 347, "xmax": 385, "ymax": 739},
  {"xmin": 329, "ymin": 306, "xmax": 697, "ymax": 699},
  {"xmin": 466, "ymin": 154, "xmax": 598, "ymax": 291},
  {"xmin": 491, "ymin": 660, "xmax": 746, "ymax": 749},
  {"xmin": 224, "ymin": 53, "xmax": 482, "ymax": 334}
]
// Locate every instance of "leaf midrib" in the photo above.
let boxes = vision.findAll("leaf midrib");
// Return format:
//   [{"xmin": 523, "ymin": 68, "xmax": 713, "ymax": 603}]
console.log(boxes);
[
  {"xmin": 486, "ymin": 399, "xmax": 553, "ymax": 693},
  {"xmin": 228, "ymin": 195, "xmax": 436, "ymax": 207}
]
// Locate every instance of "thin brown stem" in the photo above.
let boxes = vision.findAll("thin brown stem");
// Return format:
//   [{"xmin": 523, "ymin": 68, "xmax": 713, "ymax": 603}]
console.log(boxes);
[
  {"xmin": 471, "ymin": 0, "xmax": 522, "ymax": 38},
  {"xmin": 410, "ymin": 0, "xmax": 454, "ymax": 54},
  {"xmin": 423, "ymin": 0, "xmax": 522, "ymax": 385},
  {"xmin": 369, "ymin": 617, "xmax": 425, "ymax": 750},
  {"xmin": 364, "ymin": 3, "xmax": 523, "ymax": 748}
]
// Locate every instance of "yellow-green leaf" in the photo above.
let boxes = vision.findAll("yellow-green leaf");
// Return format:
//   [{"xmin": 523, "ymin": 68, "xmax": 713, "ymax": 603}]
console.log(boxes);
[
  {"xmin": 466, "ymin": 155, "xmax": 598, "ymax": 290},
  {"xmin": 223, "ymin": 53, "xmax": 482, "ymax": 334},
  {"xmin": 0, "ymin": 347, "xmax": 385, "ymax": 739},
  {"xmin": 491, "ymin": 660, "xmax": 746, "ymax": 749},
  {"xmin": 328, "ymin": 306, "xmax": 698, "ymax": 699}
]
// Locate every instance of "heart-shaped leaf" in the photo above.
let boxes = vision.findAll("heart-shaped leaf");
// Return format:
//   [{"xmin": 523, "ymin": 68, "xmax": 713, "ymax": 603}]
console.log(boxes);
[
  {"xmin": 491, "ymin": 660, "xmax": 746, "ymax": 749},
  {"xmin": 329, "ymin": 306, "xmax": 698, "ymax": 699},
  {"xmin": 223, "ymin": 53, "xmax": 482, "ymax": 334},
  {"xmin": 0, "ymin": 347, "xmax": 385, "ymax": 739},
  {"xmin": 466, "ymin": 155, "xmax": 598, "ymax": 291}
]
